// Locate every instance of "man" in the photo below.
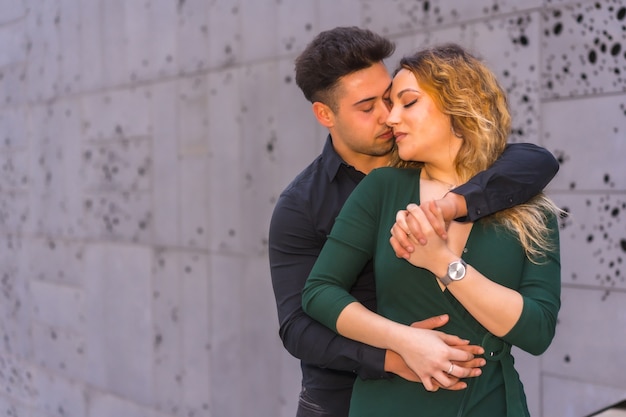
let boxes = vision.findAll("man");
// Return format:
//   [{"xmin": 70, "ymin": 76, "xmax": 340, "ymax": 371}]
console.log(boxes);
[{"xmin": 269, "ymin": 26, "xmax": 559, "ymax": 417}]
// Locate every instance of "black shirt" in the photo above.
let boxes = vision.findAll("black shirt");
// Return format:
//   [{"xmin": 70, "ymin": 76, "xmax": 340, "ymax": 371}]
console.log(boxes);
[{"xmin": 268, "ymin": 135, "xmax": 559, "ymax": 417}]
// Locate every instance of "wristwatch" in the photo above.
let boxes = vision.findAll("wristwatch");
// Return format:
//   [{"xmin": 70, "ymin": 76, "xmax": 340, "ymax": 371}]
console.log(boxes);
[{"xmin": 438, "ymin": 259, "xmax": 467, "ymax": 286}]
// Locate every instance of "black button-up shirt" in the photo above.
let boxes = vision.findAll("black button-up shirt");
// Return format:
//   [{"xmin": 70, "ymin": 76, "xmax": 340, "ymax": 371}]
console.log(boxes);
[{"xmin": 268, "ymin": 135, "xmax": 558, "ymax": 417}]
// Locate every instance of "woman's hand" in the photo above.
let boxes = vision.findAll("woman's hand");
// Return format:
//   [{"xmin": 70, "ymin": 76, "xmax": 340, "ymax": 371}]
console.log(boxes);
[
  {"xmin": 390, "ymin": 199, "xmax": 450, "ymax": 259},
  {"xmin": 384, "ymin": 314, "xmax": 485, "ymax": 390},
  {"xmin": 388, "ymin": 324, "xmax": 481, "ymax": 391},
  {"xmin": 401, "ymin": 202, "xmax": 454, "ymax": 273}
]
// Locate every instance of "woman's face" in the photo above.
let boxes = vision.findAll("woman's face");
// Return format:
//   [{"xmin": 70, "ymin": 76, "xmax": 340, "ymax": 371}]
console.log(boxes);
[{"xmin": 386, "ymin": 68, "xmax": 458, "ymax": 164}]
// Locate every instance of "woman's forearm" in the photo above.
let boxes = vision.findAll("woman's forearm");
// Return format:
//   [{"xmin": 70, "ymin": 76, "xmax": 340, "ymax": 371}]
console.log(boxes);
[
  {"xmin": 336, "ymin": 302, "xmax": 405, "ymax": 350},
  {"xmin": 443, "ymin": 264, "xmax": 524, "ymax": 337}
]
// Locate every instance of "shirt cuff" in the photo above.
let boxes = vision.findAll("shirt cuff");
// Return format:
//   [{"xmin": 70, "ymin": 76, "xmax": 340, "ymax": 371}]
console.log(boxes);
[
  {"xmin": 451, "ymin": 182, "xmax": 489, "ymax": 222},
  {"xmin": 356, "ymin": 345, "xmax": 394, "ymax": 380}
]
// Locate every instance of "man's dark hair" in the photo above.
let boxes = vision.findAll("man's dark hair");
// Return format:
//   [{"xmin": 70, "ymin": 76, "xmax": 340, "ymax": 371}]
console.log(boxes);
[{"xmin": 294, "ymin": 26, "xmax": 395, "ymax": 112}]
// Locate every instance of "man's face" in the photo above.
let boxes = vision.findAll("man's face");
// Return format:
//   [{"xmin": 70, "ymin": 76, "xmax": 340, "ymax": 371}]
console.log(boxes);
[{"xmin": 329, "ymin": 62, "xmax": 395, "ymax": 169}]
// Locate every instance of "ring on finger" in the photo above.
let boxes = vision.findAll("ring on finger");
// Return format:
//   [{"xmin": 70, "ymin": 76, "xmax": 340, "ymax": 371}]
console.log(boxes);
[{"xmin": 447, "ymin": 363, "xmax": 455, "ymax": 375}]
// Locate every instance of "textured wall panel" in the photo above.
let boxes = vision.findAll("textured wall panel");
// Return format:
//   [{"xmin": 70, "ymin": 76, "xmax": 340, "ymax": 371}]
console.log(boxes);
[
  {"xmin": 0, "ymin": 63, "xmax": 27, "ymax": 107},
  {"xmin": 179, "ymin": 155, "xmax": 209, "ymax": 249},
  {"xmin": 240, "ymin": 1, "xmax": 278, "ymax": 62},
  {"xmin": 277, "ymin": 0, "xmax": 317, "ymax": 56},
  {"xmin": 210, "ymin": 254, "xmax": 244, "ymax": 417},
  {"xmin": 544, "ymin": 95, "xmax": 626, "ymax": 192},
  {"xmin": 29, "ymin": 279, "xmax": 83, "ymax": 331},
  {"xmin": 241, "ymin": 256, "xmax": 284, "ymax": 417},
  {"xmin": 541, "ymin": 1, "xmax": 626, "ymax": 99},
  {"xmin": 543, "ymin": 374, "xmax": 626, "ymax": 417},
  {"xmin": 240, "ymin": 62, "xmax": 280, "ymax": 253},
  {"xmin": 101, "ymin": 0, "xmax": 131, "ymax": 87},
  {"xmin": 150, "ymin": 81, "xmax": 181, "ymax": 247},
  {"xmin": 207, "ymin": 68, "xmax": 243, "ymax": 254},
  {"xmin": 23, "ymin": 237, "xmax": 84, "ymax": 287},
  {"xmin": 178, "ymin": 0, "xmax": 211, "ymax": 75},
  {"xmin": 269, "ymin": 58, "xmax": 322, "ymax": 200},
  {"xmin": 57, "ymin": 0, "xmax": 82, "ymax": 96},
  {"xmin": 318, "ymin": 0, "xmax": 361, "ymax": 30},
  {"xmin": 0, "ymin": 353, "xmax": 36, "ymax": 410},
  {"xmin": 124, "ymin": 1, "xmax": 174, "ymax": 84},
  {"xmin": 363, "ymin": 0, "xmax": 543, "ymax": 36},
  {"xmin": 152, "ymin": 249, "xmax": 184, "ymax": 416},
  {"xmin": 555, "ymin": 193, "xmax": 626, "ymax": 290},
  {"xmin": 28, "ymin": 101, "xmax": 83, "ymax": 237},
  {"xmin": 84, "ymin": 243, "xmax": 154, "ymax": 404},
  {"xmin": 32, "ymin": 371, "xmax": 87, "ymax": 417},
  {"xmin": 82, "ymin": 89, "xmax": 152, "ymax": 142},
  {"xmin": 178, "ymin": 251, "xmax": 211, "ymax": 417},
  {"xmin": 79, "ymin": 0, "xmax": 106, "ymax": 92},
  {"xmin": 31, "ymin": 321, "xmax": 86, "ymax": 381},
  {"xmin": 1, "ymin": 235, "xmax": 31, "ymax": 358},
  {"xmin": 88, "ymin": 390, "xmax": 171, "ymax": 417},
  {"xmin": 0, "ymin": 17, "xmax": 27, "ymax": 69},
  {"xmin": 1, "ymin": 106, "xmax": 28, "ymax": 150},
  {"xmin": 208, "ymin": 0, "xmax": 242, "ymax": 69},
  {"xmin": 542, "ymin": 286, "xmax": 626, "ymax": 388},
  {"xmin": 0, "ymin": 0, "xmax": 26, "ymax": 24},
  {"xmin": 473, "ymin": 12, "xmax": 543, "ymax": 144}
]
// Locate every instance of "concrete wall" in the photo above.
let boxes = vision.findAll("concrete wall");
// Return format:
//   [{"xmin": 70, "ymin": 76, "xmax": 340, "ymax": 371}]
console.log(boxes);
[{"xmin": 0, "ymin": 0, "xmax": 624, "ymax": 416}]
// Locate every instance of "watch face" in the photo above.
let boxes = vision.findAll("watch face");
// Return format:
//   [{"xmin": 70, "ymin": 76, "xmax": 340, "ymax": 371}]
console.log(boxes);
[{"xmin": 448, "ymin": 260, "xmax": 466, "ymax": 281}]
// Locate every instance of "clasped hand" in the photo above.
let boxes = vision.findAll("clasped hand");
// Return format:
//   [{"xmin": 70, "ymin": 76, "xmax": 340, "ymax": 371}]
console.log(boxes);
[
  {"xmin": 387, "ymin": 314, "xmax": 485, "ymax": 391},
  {"xmin": 390, "ymin": 200, "xmax": 452, "ymax": 270}
]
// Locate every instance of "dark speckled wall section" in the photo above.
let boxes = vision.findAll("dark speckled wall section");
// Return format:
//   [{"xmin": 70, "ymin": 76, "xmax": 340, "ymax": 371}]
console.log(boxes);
[{"xmin": 0, "ymin": 1, "xmax": 623, "ymax": 417}]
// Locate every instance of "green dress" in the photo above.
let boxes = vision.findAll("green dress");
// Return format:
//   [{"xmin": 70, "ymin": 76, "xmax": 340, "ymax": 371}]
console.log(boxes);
[{"xmin": 302, "ymin": 167, "xmax": 561, "ymax": 417}]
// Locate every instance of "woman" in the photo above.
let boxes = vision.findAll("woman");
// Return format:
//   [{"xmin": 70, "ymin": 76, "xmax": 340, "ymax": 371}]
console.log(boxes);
[{"xmin": 302, "ymin": 43, "xmax": 561, "ymax": 417}]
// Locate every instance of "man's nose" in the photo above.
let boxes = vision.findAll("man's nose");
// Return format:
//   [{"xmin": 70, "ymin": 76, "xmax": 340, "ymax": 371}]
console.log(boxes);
[{"xmin": 378, "ymin": 103, "xmax": 390, "ymax": 123}]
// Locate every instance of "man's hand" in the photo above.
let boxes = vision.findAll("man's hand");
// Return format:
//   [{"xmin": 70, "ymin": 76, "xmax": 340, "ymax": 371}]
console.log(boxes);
[{"xmin": 384, "ymin": 315, "xmax": 485, "ymax": 390}]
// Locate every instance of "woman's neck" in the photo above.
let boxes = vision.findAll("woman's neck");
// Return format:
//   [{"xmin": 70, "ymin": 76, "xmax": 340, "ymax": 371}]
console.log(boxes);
[{"xmin": 421, "ymin": 166, "xmax": 459, "ymax": 191}]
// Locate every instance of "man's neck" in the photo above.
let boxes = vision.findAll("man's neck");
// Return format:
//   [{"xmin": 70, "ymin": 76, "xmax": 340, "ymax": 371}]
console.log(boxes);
[
  {"xmin": 339, "ymin": 152, "xmax": 391, "ymax": 175},
  {"xmin": 331, "ymin": 137, "xmax": 393, "ymax": 175}
]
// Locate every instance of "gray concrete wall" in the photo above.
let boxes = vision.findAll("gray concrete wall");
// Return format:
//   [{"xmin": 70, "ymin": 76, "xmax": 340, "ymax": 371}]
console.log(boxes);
[{"xmin": 0, "ymin": 0, "xmax": 624, "ymax": 416}]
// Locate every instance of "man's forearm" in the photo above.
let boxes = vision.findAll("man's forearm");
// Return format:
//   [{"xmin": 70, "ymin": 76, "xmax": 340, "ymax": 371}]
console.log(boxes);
[{"xmin": 450, "ymin": 143, "xmax": 559, "ymax": 222}]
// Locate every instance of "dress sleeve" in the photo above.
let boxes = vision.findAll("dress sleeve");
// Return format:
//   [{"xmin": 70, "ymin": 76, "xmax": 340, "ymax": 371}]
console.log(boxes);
[
  {"xmin": 269, "ymin": 190, "xmax": 389, "ymax": 379},
  {"xmin": 453, "ymin": 143, "xmax": 560, "ymax": 222},
  {"xmin": 302, "ymin": 171, "xmax": 383, "ymax": 332},
  {"xmin": 502, "ymin": 213, "xmax": 561, "ymax": 355}
]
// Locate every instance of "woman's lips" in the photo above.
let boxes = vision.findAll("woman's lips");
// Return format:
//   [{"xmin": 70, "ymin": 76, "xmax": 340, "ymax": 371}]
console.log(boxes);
[{"xmin": 394, "ymin": 132, "xmax": 407, "ymax": 142}]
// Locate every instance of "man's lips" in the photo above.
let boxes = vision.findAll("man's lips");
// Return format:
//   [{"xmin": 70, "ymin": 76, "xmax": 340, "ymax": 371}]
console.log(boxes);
[{"xmin": 378, "ymin": 130, "xmax": 394, "ymax": 140}]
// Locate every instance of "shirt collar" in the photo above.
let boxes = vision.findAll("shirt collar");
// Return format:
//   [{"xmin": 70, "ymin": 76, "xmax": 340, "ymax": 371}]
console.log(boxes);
[{"xmin": 322, "ymin": 134, "xmax": 349, "ymax": 182}]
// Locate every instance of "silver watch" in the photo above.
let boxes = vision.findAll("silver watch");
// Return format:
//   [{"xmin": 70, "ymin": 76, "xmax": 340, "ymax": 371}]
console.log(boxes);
[{"xmin": 438, "ymin": 259, "xmax": 467, "ymax": 286}]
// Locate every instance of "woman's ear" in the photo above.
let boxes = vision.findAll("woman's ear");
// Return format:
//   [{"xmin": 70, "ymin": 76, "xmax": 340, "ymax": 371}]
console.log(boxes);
[{"xmin": 312, "ymin": 102, "xmax": 335, "ymax": 128}]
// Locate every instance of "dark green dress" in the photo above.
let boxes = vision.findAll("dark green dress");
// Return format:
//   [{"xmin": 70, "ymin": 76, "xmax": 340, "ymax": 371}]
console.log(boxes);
[{"xmin": 302, "ymin": 167, "xmax": 561, "ymax": 417}]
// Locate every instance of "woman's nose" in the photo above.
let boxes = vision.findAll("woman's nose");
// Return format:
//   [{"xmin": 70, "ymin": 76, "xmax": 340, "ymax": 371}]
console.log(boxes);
[{"xmin": 386, "ymin": 109, "xmax": 398, "ymax": 126}]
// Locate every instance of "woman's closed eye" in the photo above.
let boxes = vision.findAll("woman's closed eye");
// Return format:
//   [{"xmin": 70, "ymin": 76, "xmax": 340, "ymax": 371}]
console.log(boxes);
[{"xmin": 403, "ymin": 99, "xmax": 418, "ymax": 108}]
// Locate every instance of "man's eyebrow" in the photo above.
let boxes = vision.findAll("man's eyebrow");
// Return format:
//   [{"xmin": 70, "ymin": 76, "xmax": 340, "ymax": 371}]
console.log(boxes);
[{"xmin": 352, "ymin": 96, "xmax": 376, "ymax": 106}]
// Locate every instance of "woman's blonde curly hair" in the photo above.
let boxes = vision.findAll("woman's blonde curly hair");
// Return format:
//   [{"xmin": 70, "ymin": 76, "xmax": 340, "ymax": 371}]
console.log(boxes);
[{"xmin": 390, "ymin": 43, "xmax": 560, "ymax": 262}]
